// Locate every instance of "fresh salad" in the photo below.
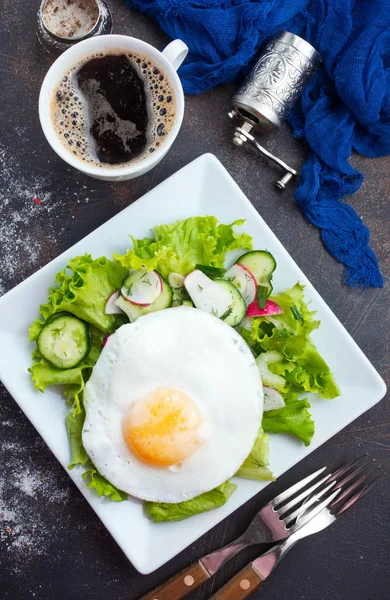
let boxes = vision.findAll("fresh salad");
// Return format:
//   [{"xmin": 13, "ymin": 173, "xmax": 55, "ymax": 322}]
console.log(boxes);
[{"xmin": 29, "ymin": 216, "xmax": 339, "ymax": 522}]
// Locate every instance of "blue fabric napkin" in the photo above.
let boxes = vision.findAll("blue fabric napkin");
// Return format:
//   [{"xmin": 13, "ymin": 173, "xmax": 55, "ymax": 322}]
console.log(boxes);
[{"xmin": 126, "ymin": 0, "xmax": 390, "ymax": 287}]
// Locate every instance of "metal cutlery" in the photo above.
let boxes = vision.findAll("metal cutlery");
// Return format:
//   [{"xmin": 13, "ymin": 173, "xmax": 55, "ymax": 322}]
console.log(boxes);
[
  {"xmin": 209, "ymin": 460, "xmax": 382, "ymax": 599},
  {"xmin": 140, "ymin": 457, "xmax": 367, "ymax": 600}
]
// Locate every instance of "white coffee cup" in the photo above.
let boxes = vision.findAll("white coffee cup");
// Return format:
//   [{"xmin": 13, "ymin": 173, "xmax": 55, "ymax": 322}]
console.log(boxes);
[{"xmin": 39, "ymin": 35, "xmax": 188, "ymax": 181}]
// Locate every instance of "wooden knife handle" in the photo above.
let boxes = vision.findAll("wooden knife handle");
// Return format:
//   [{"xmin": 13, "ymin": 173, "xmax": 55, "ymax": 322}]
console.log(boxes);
[
  {"xmin": 209, "ymin": 563, "xmax": 264, "ymax": 600},
  {"xmin": 140, "ymin": 560, "xmax": 210, "ymax": 600}
]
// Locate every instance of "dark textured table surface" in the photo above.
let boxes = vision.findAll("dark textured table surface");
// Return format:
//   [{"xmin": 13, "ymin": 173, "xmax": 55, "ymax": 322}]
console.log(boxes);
[{"xmin": 1, "ymin": 1, "xmax": 389, "ymax": 599}]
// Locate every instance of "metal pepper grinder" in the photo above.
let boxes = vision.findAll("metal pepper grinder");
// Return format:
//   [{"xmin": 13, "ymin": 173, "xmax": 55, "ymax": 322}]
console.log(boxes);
[{"xmin": 228, "ymin": 31, "xmax": 321, "ymax": 190}]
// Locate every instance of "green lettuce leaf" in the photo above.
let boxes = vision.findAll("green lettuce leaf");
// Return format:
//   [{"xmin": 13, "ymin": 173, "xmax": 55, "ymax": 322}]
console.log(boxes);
[
  {"xmin": 239, "ymin": 283, "xmax": 338, "ymax": 446},
  {"xmin": 271, "ymin": 282, "xmax": 320, "ymax": 336},
  {"xmin": 144, "ymin": 481, "xmax": 237, "ymax": 523},
  {"xmin": 113, "ymin": 216, "xmax": 253, "ymax": 278},
  {"xmin": 262, "ymin": 393, "xmax": 315, "ymax": 446},
  {"xmin": 242, "ymin": 284, "xmax": 320, "ymax": 352},
  {"xmin": 82, "ymin": 465, "xmax": 128, "ymax": 502},
  {"xmin": 66, "ymin": 408, "xmax": 89, "ymax": 469},
  {"xmin": 29, "ymin": 255, "xmax": 128, "ymax": 338},
  {"xmin": 239, "ymin": 283, "xmax": 339, "ymax": 401},
  {"xmin": 236, "ymin": 427, "xmax": 274, "ymax": 481}
]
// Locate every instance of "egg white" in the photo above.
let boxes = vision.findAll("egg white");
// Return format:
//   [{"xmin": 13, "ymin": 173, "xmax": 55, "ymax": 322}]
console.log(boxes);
[{"xmin": 82, "ymin": 306, "xmax": 263, "ymax": 503}]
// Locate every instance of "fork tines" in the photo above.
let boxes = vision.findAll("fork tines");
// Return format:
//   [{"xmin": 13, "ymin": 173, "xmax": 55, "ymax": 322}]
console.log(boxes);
[
  {"xmin": 330, "ymin": 463, "xmax": 384, "ymax": 515},
  {"xmin": 272, "ymin": 456, "xmax": 383, "ymax": 528}
]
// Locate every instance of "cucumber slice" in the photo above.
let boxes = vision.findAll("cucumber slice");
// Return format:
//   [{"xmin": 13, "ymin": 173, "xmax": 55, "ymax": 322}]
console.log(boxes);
[
  {"xmin": 236, "ymin": 251, "xmax": 276, "ymax": 294},
  {"xmin": 121, "ymin": 269, "xmax": 162, "ymax": 306},
  {"xmin": 260, "ymin": 279, "xmax": 273, "ymax": 296},
  {"xmin": 184, "ymin": 270, "xmax": 233, "ymax": 318},
  {"xmin": 256, "ymin": 351, "xmax": 285, "ymax": 390},
  {"xmin": 37, "ymin": 313, "xmax": 91, "ymax": 369},
  {"xmin": 115, "ymin": 277, "xmax": 173, "ymax": 322},
  {"xmin": 214, "ymin": 279, "xmax": 247, "ymax": 327}
]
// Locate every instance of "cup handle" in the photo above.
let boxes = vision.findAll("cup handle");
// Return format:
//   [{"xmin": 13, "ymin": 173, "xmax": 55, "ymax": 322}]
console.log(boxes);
[{"xmin": 162, "ymin": 39, "xmax": 188, "ymax": 71}]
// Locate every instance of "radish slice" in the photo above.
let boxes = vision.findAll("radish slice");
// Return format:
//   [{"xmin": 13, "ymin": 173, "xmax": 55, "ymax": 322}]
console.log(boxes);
[
  {"xmin": 121, "ymin": 269, "xmax": 162, "ymax": 306},
  {"xmin": 105, "ymin": 290, "xmax": 123, "ymax": 314},
  {"xmin": 102, "ymin": 333, "xmax": 112, "ymax": 348},
  {"xmin": 184, "ymin": 270, "xmax": 232, "ymax": 318},
  {"xmin": 224, "ymin": 264, "xmax": 257, "ymax": 305},
  {"xmin": 263, "ymin": 386, "xmax": 286, "ymax": 411},
  {"xmin": 246, "ymin": 299, "xmax": 283, "ymax": 318}
]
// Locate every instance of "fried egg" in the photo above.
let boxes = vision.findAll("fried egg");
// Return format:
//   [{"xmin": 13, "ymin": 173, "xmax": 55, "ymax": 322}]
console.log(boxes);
[{"xmin": 82, "ymin": 306, "xmax": 263, "ymax": 503}]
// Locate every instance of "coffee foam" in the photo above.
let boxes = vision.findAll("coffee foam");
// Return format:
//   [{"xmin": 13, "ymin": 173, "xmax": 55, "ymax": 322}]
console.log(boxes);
[{"xmin": 50, "ymin": 49, "xmax": 176, "ymax": 168}]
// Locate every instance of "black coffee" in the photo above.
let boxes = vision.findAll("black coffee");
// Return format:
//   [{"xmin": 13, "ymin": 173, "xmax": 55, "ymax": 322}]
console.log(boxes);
[
  {"xmin": 76, "ymin": 55, "xmax": 148, "ymax": 164},
  {"xmin": 50, "ymin": 50, "xmax": 176, "ymax": 168}
]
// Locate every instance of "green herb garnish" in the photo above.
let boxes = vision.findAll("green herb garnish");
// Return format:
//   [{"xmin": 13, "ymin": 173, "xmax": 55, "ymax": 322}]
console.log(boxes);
[
  {"xmin": 196, "ymin": 264, "xmax": 226, "ymax": 278},
  {"xmin": 291, "ymin": 305, "xmax": 303, "ymax": 320},
  {"xmin": 123, "ymin": 283, "xmax": 133, "ymax": 296},
  {"xmin": 221, "ymin": 307, "xmax": 233, "ymax": 320}
]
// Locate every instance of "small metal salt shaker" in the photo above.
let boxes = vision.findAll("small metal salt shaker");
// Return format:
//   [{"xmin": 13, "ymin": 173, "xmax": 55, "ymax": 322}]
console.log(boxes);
[
  {"xmin": 37, "ymin": 0, "xmax": 113, "ymax": 54},
  {"xmin": 229, "ymin": 31, "xmax": 321, "ymax": 190}
]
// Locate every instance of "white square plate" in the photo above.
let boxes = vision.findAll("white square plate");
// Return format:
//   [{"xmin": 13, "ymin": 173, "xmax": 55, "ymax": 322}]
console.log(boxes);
[{"xmin": 0, "ymin": 154, "xmax": 386, "ymax": 574}]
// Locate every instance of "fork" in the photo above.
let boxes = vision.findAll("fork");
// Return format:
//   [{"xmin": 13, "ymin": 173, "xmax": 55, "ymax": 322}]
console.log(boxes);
[
  {"xmin": 140, "ymin": 458, "xmax": 364, "ymax": 600},
  {"xmin": 209, "ymin": 460, "xmax": 382, "ymax": 599}
]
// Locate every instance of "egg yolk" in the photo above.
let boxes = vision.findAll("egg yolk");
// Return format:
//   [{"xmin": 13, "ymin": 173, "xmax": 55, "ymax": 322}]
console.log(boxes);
[{"xmin": 123, "ymin": 388, "xmax": 203, "ymax": 468}]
